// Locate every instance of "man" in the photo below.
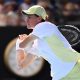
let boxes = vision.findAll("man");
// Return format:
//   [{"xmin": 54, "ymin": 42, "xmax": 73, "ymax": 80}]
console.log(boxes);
[{"xmin": 16, "ymin": 5, "xmax": 80, "ymax": 80}]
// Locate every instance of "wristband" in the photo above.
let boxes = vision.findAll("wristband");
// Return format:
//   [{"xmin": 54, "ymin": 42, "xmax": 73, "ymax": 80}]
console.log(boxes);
[{"xmin": 16, "ymin": 39, "xmax": 24, "ymax": 50}]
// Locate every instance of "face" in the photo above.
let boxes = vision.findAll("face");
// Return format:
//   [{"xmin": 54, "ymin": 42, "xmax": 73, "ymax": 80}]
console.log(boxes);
[{"xmin": 24, "ymin": 14, "xmax": 42, "ymax": 29}]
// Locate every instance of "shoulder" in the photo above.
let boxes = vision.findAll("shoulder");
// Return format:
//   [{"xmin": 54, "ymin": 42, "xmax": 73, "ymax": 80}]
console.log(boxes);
[{"xmin": 35, "ymin": 21, "xmax": 57, "ymax": 29}]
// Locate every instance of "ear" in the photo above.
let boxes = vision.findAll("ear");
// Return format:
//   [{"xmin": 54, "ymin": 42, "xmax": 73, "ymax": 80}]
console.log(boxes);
[{"xmin": 37, "ymin": 16, "xmax": 42, "ymax": 22}]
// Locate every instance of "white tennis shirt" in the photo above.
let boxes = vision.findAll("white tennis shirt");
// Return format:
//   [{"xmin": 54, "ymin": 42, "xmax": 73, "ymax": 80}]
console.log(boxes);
[
  {"xmin": 16, "ymin": 21, "xmax": 76, "ymax": 80},
  {"xmin": 30, "ymin": 21, "xmax": 76, "ymax": 80}
]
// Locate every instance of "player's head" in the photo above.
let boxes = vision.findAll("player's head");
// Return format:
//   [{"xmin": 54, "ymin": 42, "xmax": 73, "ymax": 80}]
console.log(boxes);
[{"xmin": 22, "ymin": 5, "xmax": 48, "ymax": 29}]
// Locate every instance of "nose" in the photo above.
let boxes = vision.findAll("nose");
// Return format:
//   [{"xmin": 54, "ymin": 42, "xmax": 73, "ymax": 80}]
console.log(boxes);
[{"xmin": 24, "ymin": 17, "xmax": 30, "ymax": 24}]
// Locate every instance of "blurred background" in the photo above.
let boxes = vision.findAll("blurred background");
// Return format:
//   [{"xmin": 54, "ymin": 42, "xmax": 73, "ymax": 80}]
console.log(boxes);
[{"xmin": 0, "ymin": 0, "xmax": 80, "ymax": 80}]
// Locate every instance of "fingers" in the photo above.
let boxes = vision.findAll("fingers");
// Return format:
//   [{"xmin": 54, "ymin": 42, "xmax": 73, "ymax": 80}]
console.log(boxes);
[{"xmin": 18, "ymin": 34, "xmax": 27, "ymax": 40}]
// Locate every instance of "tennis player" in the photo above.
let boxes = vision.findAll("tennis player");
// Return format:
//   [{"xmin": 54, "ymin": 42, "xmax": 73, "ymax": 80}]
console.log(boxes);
[{"xmin": 16, "ymin": 5, "xmax": 80, "ymax": 80}]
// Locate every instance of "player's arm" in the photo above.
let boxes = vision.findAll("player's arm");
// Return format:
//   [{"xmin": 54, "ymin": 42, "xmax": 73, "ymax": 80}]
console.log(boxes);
[
  {"xmin": 19, "ymin": 34, "xmax": 38, "ymax": 48},
  {"xmin": 16, "ymin": 49, "xmax": 26, "ymax": 69},
  {"xmin": 16, "ymin": 34, "xmax": 37, "ymax": 69},
  {"xmin": 22, "ymin": 53, "xmax": 37, "ymax": 68},
  {"xmin": 16, "ymin": 49, "xmax": 37, "ymax": 69}
]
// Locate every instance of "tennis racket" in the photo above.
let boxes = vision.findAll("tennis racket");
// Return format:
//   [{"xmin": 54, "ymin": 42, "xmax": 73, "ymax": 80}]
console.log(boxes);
[{"xmin": 58, "ymin": 25, "xmax": 80, "ymax": 46}]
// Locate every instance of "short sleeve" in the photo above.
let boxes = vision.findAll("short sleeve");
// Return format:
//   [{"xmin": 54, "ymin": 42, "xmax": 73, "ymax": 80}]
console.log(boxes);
[
  {"xmin": 31, "ymin": 22, "xmax": 49, "ymax": 38},
  {"xmin": 31, "ymin": 22, "xmax": 58, "ymax": 38}
]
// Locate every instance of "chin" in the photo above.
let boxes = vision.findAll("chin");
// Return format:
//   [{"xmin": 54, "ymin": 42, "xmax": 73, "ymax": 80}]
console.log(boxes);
[
  {"xmin": 27, "ymin": 26, "xmax": 33, "ymax": 29},
  {"xmin": 27, "ymin": 25, "xmax": 33, "ymax": 29}
]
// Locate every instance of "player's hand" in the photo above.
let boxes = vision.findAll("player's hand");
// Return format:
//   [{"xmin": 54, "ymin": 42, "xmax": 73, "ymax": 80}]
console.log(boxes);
[{"xmin": 18, "ymin": 34, "xmax": 27, "ymax": 41}]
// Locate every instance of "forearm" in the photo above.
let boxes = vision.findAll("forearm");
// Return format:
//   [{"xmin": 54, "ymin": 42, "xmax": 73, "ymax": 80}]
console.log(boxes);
[
  {"xmin": 23, "ymin": 54, "xmax": 37, "ymax": 67},
  {"xmin": 16, "ymin": 50, "xmax": 37, "ymax": 69},
  {"xmin": 19, "ymin": 34, "xmax": 38, "ymax": 48},
  {"xmin": 16, "ymin": 50, "xmax": 27, "ymax": 68}
]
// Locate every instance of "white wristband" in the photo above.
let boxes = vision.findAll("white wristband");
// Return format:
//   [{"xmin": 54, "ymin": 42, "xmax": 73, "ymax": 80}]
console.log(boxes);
[{"xmin": 16, "ymin": 39, "xmax": 24, "ymax": 50}]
